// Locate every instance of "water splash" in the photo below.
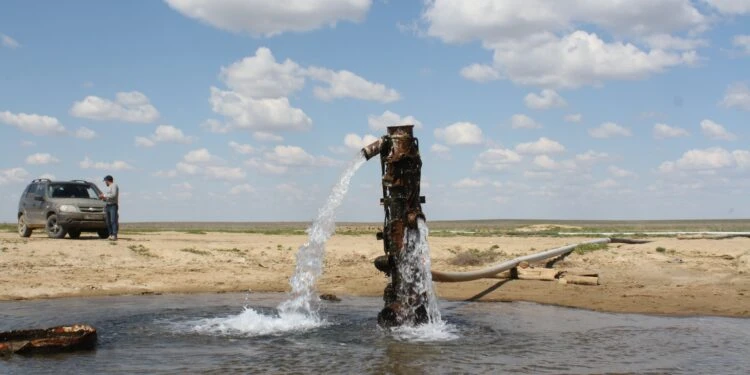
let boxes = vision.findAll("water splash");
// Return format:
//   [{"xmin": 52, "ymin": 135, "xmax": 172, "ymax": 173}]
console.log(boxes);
[
  {"xmin": 278, "ymin": 153, "xmax": 366, "ymax": 316},
  {"xmin": 190, "ymin": 153, "xmax": 367, "ymax": 336},
  {"xmin": 392, "ymin": 218, "xmax": 458, "ymax": 341}
]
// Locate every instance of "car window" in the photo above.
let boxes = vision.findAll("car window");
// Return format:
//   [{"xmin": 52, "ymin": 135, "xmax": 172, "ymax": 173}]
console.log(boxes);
[
  {"xmin": 35, "ymin": 183, "xmax": 46, "ymax": 197},
  {"xmin": 48, "ymin": 183, "xmax": 100, "ymax": 199},
  {"xmin": 25, "ymin": 183, "xmax": 39, "ymax": 198}
]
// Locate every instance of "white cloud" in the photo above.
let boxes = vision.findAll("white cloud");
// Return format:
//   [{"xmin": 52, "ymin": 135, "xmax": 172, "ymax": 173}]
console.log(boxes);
[
  {"xmin": 245, "ymin": 158, "xmax": 288, "ymax": 175},
  {"xmin": 653, "ymin": 123, "xmax": 690, "ymax": 139},
  {"xmin": 510, "ymin": 114, "xmax": 542, "ymax": 129},
  {"xmin": 230, "ymin": 184, "xmax": 255, "ymax": 195},
  {"xmin": 434, "ymin": 122, "xmax": 484, "ymax": 145},
  {"xmin": 201, "ymin": 119, "xmax": 231, "ymax": 134},
  {"xmin": 644, "ymin": 34, "xmax": 708, "ymax": 50},
  {"xmin": 0, "ymin": 168, "xmax": 29, "ymax": 185},
  {"xmin": 424, "ymin": 1, "xmax": 706, "ymax": 88},
  {"xmin": 306, "ymin": 67, "xmax": 400, "ymax": 103},
  {"xmin": 229, "ymin": 141, "xmax": 255, "ymax": 155},
  {"xmin": 430, "ymin": 144, "xmax": 450, "ymax": 153},
  {"xmin": 594, "ymin": 179, "xmax": 619, "ymax": 189},
  {"xmin": 209, "ymin": 87, "xmax": 312, "ymax": 132},
  {"xmin": 564, "ymin": 113, "xmax": 583, "ymax": 123},
  {"xmin": 204, "ymin": 166, "xmax": 246, "ymax": 181},
  {"xmin": 135, "ymin": 137, "xmax": 156, "ymax": 148},
  {"xmin": 576, "ymin": 150, "xmax": 609, "ymax": 163},
  {"xmin": 453, "ymin": 178, "xmax": 485, "ymax": 188},
  {"xmin": 79, "ymin": 157, "xmax": 134, "ymax": 171},
  {"xmin": 515, "ymin": 137, "xmax": 565, "ymax": 154},
  {"xmin": 220, "ymin": 47, "xmax": 304, "ymax": 98},
  {"xmin": 608, "ymin": 165, "xmax": 637, "ymax": 178},
  {"xmin": 459, "ymin": 64, "xmax": 500, "ymax": 82},
  {"xmin": 164, "ymin": 0, "xmax": 372, "ymax": 37},
  {"xmin": 734, "ymin": 150, "xmax": 750, "ymax": 169},
  {"xmin": 176, "ymin": 162, "xmax": 199, "ymax": 175},
  {"xmin": 253, "ymin": 131, "xmax": 284, "ymax": 142},
  {"xmin": 658, "ymin": 147, "xmax": 736, "ymax": 172},
  {"xmin": 70, "ymin": 91, "xmax": 160, "ymax": 123},
  {"xmin": 474, "ymin": 148, "xmax": 522, "ymax": 171},
  {"xmin": 264, "ymin": 145, "xmax": 316, "ymax": 166},
  {"xmin": 367, "ymin": 110, "xmax": 423, "ymax": 131},
  {"xmin": 1, "ymin": 33, "xmax": 20, "ymax": 48},
  {"xmin": 719, "ymin": 82, "xmax": 750, "ymax": 111},
  {"xmin": 533, "ymin": 155, "xmax": 558, "ymax": 169},
  {"xmin": 75, "ymin": 127, "xmax": 97, "ymax": 140},
  {"xmin": 733, "ymin": 35, "xmax": 750, "ymax": 54},
  {"xmin": 38, "ymin": 173, "xmax": 56, "ymax": 180},
  {"xmin": 524, "ymin": 89, "xmax": 567, "ymax": 110},
  {"xmin": 423, "ymin": 1, "xmax": 706, "ymax": 44},
  {"xmin": 0, "ymin": 111, "xmax": 66, "ymax": 136},
  {"xmin": 184, "ymin": 148, "xmax": 216, "ymax": 163},
  {"xmin": 26, "ymin": 153, "xmax": 60, "ymax": 165},
  {"xmin": 589, "ymin": 122, "xmax": 632, "ymax": 138},
  {"xmin": 703, "ymin": 0, "xmax": 750, "ymax": 14},
  {"xmin": 700, "ymin": 119, "xmax": 737, "ymax": 141},
  {"xmin": 343, "ymin": 133, "xmax": 379, "ymax": 150},
  {"xmin": 152, "ymin": 125, "xmax": 196, "ymax": 144}
]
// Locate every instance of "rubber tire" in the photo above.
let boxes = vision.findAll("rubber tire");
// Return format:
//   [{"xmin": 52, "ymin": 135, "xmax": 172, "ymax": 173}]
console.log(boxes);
[
  {"xmin": 97, "ymin": 229, "xmax": 109, "ymax": 239},
  {"xmin": 68, "ymin": 229, "xmax": 81, "ymax": 239},
  {"xmin": 46, "ymin": 214, "xmax": 67, "ymax": 239},
  {"xmin": 18, "ymin": 214, "xmax": 32, "ymax": 238}
]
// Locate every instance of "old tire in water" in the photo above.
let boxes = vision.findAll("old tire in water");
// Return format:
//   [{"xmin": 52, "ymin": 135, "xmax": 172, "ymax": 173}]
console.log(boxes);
[
  {"xmin": 18, "ymin": 214, "xmax": 32, "ymax": 238},
  {"xmin": 46, "ymin": 214, "xmax": 67, "ymax": 239},
  {"xmin": 68, "ymin": 229, "xmax": 81, "ymax": 239},
  {"xmin": 97, "ymin": 229, "xmax": 109, "ymax": 239}
]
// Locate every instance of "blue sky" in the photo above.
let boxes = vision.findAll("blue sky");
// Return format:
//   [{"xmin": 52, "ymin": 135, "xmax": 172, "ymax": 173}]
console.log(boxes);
[{"xmin": 1, "ymin": 0, "xmax": 749, "ymax": 222}]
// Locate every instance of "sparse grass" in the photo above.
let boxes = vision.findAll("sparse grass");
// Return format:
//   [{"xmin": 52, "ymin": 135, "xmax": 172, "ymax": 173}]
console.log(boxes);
[
  {"xmin": 1, "ymin": 246, "xmax": 8, "ymax": 252},
  {"xmin": 573, "ymin": 242, "xmax": 609, "ymax": 255},
  {"xmin": 448, "ymin": 245, "xmax": 506, "ymax": 266},
  {"xmin": 180, "ymin": 247, "xmax": 211, "ymax": 256},
  {"xmin": 0, "ymin": 224, "xmax": 15, "ymax": 233},
  {"xmin": 276, "ymin": 244, "xmax": 283, "ymax": 251},
  {"xmin": 214, "ymin": 247, "xmax": 243, "ymax": 254},
  {"xmin": 184, "ymin": 230, "xmax": 207, "ymax": 235},
  {"xmin": 108, "ymin": 241, "xmax": 117, "ymax": 246},
  {"xmin": 128, "ymin": 244, "xmax": 156, "ymax": 257},
  {"xmin": 656, "ymin": 246, "xmax": 667, "ymax": 253}
]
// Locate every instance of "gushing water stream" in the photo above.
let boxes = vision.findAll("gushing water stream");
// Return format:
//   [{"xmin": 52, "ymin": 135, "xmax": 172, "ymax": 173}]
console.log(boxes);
[{"xmin": 191, "ymin": 153, "xmax": 367, "ymax": 336}]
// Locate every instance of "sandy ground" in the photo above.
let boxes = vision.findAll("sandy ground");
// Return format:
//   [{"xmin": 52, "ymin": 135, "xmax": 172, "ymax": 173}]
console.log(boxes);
[{"xmin": 1, "ymin": 230, "xmax": 749, "ymax": 317}]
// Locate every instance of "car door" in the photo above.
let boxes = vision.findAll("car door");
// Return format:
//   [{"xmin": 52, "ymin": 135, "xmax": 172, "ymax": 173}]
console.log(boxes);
[
  {"xmin": 19, "ymin": 183, "xmax": 38, "ymax": 224},
  {"xmin": 29, "ymin": 183, "xmax": 46, "ymax": 225}
]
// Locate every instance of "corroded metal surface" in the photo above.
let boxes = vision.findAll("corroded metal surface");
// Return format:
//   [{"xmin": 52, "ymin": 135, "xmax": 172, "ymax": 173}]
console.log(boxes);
[
  {"xmin": 0, "ymin": 324, "xmax": 97, "ymax": 356},
  {"xmin": 363, "ymin": 125, "xmax": 428, "ymax": 327}
]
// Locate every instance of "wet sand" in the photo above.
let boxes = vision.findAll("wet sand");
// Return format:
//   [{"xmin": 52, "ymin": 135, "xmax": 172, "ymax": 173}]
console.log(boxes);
[{"xmin": 1, "ymin": 230, "xmax": 748, "ymax": 317}]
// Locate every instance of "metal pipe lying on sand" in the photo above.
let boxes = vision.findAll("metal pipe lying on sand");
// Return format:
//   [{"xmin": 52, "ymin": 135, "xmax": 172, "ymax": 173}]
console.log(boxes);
[{"xmin": 431, "ymin": 238, "xmax": 611, "ymax": 282}]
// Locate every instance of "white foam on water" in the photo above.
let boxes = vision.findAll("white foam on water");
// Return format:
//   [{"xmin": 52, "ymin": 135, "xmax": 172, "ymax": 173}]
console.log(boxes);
[
  {"xmin": 187, "ymin": 153, "xmax": 366, "ymax": 336},
  {"xmin": 390, "ymin": 321, "xmax": 459, "ymax": 342},
  {"xmin": 188, "ymin": 307, "xmax": 327, "ymax": 337}
]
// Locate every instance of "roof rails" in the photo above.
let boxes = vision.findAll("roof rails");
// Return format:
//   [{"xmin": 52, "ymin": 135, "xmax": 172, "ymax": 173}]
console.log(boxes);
[
  {"xmin": 69, "ymin": 179, "xmax": 91, "ymax": 183},
  {"xmin": 31, "ymin": 178, "xmax": 51, "ymax": 183}
]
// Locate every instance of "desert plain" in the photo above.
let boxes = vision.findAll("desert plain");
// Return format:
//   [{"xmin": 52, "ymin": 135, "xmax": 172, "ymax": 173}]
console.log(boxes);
[{"xmin": 1, "ymin": 220, "xmax": 749, "ymax": 317}]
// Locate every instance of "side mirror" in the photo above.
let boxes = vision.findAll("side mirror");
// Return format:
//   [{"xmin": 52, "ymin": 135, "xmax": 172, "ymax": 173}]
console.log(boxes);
[{"xmin": 33, "ymin": 195, "xmax": 44, "ymax": 202}]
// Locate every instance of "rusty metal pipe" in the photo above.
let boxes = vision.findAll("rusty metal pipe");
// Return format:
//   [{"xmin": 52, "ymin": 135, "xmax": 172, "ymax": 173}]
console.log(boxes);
[{"xmin": 361, "ymin": 138, "xmax": 383, "ymax": 161}]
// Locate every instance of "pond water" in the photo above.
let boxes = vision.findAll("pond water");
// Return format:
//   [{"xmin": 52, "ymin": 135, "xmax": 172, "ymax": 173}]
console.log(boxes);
[{"xmin": 1, "ymin": 293, "xmax": 748, "ymax": 374}]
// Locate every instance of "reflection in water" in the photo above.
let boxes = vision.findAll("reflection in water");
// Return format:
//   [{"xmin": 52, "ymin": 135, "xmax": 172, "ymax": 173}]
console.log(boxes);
[{"xmin": 1, "ymin": 293, "xmax": 749, "ymax": 374}]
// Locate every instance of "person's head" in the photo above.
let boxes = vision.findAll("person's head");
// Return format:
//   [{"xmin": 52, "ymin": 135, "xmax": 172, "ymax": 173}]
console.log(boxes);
[{"xmin": 103, "ymin": 175, "xmax": 114, "ymax": 186}]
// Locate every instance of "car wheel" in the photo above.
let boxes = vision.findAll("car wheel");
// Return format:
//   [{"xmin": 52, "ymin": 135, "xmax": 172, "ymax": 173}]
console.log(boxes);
[
  {"xmin": 46, "ymin": 214, "xmax": 67, "ymax": 239},
  {"xmin": 97, "ymin": 229, "xmax": 109, "ymax": 239},
  {"xmin": 18, "ymin": 214, "xmax": 32, "ymax": 238},
  {"xmin": 68, "ymin": 229, "xmax": 81, "ymax": 239}
]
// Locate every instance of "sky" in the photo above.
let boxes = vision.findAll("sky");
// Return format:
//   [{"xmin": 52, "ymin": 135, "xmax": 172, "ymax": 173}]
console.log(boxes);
[{"xmin": 1, "ymin": 0, "xmax": 749, "ymax": 223}]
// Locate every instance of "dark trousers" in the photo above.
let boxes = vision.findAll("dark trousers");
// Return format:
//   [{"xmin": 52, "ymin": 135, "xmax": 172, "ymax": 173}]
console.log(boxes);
[{"xmin": 105, "ymin": 204, "xmax": 119, "ymax": 236}]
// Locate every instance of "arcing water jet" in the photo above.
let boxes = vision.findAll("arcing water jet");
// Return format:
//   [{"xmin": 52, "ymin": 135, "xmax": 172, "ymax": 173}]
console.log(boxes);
[{"xmin": 362, "ymin": 125, "xmax": 431, "ymax": 328}]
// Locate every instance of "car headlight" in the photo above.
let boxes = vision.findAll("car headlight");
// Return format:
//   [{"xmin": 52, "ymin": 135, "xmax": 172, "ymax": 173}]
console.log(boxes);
[{"xmin": 59, "ymin": 205, "xmax": 80, "ymax": 213}]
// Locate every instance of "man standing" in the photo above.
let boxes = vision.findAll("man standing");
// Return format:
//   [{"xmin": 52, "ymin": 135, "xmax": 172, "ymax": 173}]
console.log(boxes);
[{"xmin": 99, "ymin": 175, "xmax": 119, "ymax": 241}]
